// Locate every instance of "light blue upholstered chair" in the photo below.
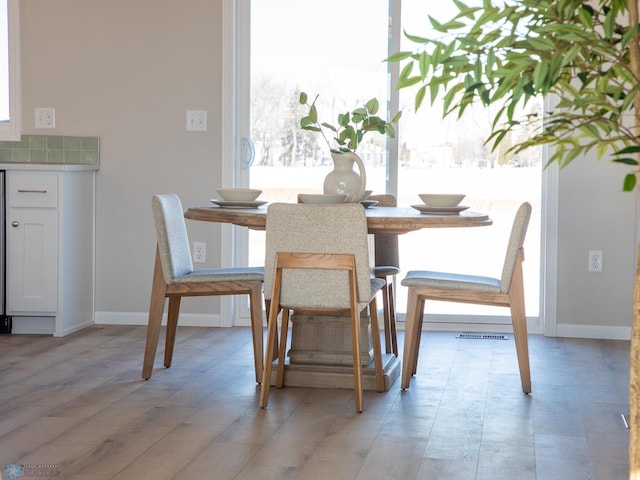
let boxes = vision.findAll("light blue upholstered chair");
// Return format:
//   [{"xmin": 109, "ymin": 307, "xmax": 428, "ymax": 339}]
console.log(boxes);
[
  {"xmin": 369, "ymin": 193, "xmax": 400, "ymax": 357},
  {"xmin": 260, "ymin": 203, "xmax": 385, "ymax": 412},
  {"xmin": 400, "ymin": 202, "xmax": 532, "ymax": 393},
  {"xmin": 142, "ymin": 194, "xmax": 265, "ymax": 383}
]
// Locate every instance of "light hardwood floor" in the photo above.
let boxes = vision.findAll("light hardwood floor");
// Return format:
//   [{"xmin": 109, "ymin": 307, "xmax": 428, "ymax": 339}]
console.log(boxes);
[{"xmin": 0, "ymin": 325, "xmax": 630, "ymax": 479}]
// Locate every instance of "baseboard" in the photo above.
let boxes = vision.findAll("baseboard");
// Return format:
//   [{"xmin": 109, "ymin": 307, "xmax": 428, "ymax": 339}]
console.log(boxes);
[
  {"xmin": 95, "ymin": 311, "xmax": 223, "ymax": 328},
  {"xmin": 11, "ymin": 316, "xmax": 55, "ymax": 335},
  {"xmin": 394, "ymin": 313, "xmax": 544, "ymax": 335},
  {"xmin": 54, "ymin": 320, "xmax": 95, "ymax": 338},
  {"xmin": 94, "ymin": 312, "xmax": 628, "ymax": 340},
  {"xmin": 555, "ymin": 323, "xmax": 631, "ymax": 341}
]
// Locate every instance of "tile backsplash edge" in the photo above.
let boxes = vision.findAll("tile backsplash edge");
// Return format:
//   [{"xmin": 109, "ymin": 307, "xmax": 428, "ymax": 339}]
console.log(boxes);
[{"xmin": 0, "ymin": 135, "xmax": 100, "ymax": 165}]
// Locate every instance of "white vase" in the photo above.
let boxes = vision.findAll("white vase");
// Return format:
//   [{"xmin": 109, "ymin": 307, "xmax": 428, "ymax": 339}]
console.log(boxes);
[{"xmin": 323, "ymin": 151, "xmax": 366, "ymax": 203}]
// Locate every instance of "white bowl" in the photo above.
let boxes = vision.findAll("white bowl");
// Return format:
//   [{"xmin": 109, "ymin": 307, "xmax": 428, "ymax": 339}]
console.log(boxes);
[
  {"xmin": 298, "ymin": 193, "xmax": 348, "ymax": 204},
  {"xmin": 360, "ymin": 189, "xmax": 373, "ymax": 201},
  {"xmin": 418, "ymin": 193, "xmax": 465, "ymax": 208},
  {"xmin": 217, "ymin": 188, "xmax": 262, "ymax": 202}
]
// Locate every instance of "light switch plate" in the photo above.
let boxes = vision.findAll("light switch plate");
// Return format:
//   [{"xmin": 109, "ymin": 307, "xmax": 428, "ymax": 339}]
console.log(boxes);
[
  {"xmin": 35, "ymin": 107, "xmax": 56, "ymax": 129},
  {"xmin": 186, "ymin": 110, "xmax": 207, "ymax": 132}
]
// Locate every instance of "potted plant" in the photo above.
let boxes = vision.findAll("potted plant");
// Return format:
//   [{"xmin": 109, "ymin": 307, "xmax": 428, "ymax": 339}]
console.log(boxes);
[
  {"xmin": 387, "ymin": 0, "xmax": 640, "ymax": 472},
  {"xmin": 298, "ymin": 91, "xmax": 401, "ymax": 202}
]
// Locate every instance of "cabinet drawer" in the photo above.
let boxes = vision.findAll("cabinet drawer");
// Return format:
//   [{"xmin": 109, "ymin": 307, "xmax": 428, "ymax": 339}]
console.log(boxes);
[{"xmin": 8, "ymin": 173, "xmax": 58, "ymax": 208}]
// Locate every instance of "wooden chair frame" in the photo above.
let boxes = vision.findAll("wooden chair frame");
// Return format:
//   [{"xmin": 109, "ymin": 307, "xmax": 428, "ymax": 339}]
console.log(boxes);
[
  {"xmin": 402, "ymin": 247, "xmax": 531, "ymax": 393},
  {"xmin": 260, "ymin": 252, "xmax": 384, "ymax": 413},
  {"xmin": 142, "ymin": 247, "xmax": 264, "ymax": 383}
]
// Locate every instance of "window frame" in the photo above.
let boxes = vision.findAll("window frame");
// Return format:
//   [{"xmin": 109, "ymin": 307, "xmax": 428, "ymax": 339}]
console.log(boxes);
[
  {"xmin": 0, "ymin": 0, "xmax": 21, "ymax": 141},
  {"xmin": 225, "ymin": 0, "xmax": 553, "ymax": 335}
]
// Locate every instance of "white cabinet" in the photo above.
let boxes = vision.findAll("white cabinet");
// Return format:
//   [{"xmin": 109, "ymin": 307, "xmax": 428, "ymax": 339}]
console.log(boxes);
[{"xmin": 6, "ymin": 166, "xmax": 97, "ymax": 336}]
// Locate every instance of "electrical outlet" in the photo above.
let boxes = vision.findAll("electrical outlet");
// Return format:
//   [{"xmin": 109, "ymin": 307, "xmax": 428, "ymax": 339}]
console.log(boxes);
[
  {"xmin": 193, "ymin": 242, "xmax": 206, "ymax": 263},
  {"xmin": 35, "ymin": 107, "xmax": 55, "ymax": 129},
  {"xmin": 588, "ymin": 250, "xmax": 603, "ymax": 272}
]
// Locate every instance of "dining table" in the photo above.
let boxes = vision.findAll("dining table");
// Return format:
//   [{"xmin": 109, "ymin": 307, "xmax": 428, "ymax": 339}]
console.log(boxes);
[{"xmin": 184, "ymin": 203, "xmax": 492, "ymax": 391}]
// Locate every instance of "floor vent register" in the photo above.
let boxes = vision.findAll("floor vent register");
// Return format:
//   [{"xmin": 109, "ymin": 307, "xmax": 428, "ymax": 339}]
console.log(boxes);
[{"xmin": 456, "ymin": 333, "xmax": 509, "ymax": 340}]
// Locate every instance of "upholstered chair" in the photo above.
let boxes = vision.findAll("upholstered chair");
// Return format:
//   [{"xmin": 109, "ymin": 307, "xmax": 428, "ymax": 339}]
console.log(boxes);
[
  {"xmin": 142, "ymin": 194, "xmax": 265, "ymax": 383},
  {"xmin": 260, "ymin": 202, "xmax": 385, "ymax": 412},
  {"xmin": 401, "ymin": 202, "xmax": 532, "ymax": 393}
]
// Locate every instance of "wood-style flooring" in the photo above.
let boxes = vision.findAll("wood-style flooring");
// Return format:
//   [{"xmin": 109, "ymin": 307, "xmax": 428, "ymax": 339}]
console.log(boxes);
[{"xmin": 0, "ymin": 325, "xmax": 630, "ymax": 479}]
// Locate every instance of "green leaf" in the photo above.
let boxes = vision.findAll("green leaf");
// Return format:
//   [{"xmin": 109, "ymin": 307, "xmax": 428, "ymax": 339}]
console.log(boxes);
[
  {"xmin": 442, "ymin": 20, "xmax": 466, "ymax": 30},
  {"xmin": 403, "ymin": 30, "xmax": 431, "ymax": 44},
  {"xmin": 615, "ymin": 145, "xmax": 640, "ymax": 155},
  {"xmin": 299, "ymin": 92, "xmax": 308, "ymax": 104},
  {"xmin": 603, "ymin": 8, "xmax": 616, "ymax": 39},
  {"xmin": 398, "ymin": 62, "xmax": 415, "ymax": 85},
  {"xmin": 428, "ymin": 16, "xmax": 446, "ymax": 33},
  {"xmin": 320, "ymin": 122, "xmax": 336, "ymax": 132},
  {"xmin": 415, "ymin": 85, "xmax": 427, "ymax": 110},
  {"xmin": 612, "ymin": 157, "xmax": 639, "ymax": 166},
  {"xmin": 578, "ymin": 5, "xmax": 594, "ymax": 29},
  {"xmin": 533, "ymin": 61, "xmax": 549, "ymax": 89},
  {"xmin": 365, "ymin": 98, "xmax": 379, "ymax": 115},
  {"xmin": 384, "ymin": 123, "xmax": 396, "ymax": 138},
  {"xmin": 309, "ymin": 105, "xmax": 318, "ymax": 123},
  {"xmin": 623, "ymin": 173, "xmax": 637, "ymax": 192},
  {"xmin": 386, "ymin": 51, "xmax": 414, "ymax": 62},
  {"xmin": 621, "ymin": 25, "xmax": 638, "ymax": 48}
]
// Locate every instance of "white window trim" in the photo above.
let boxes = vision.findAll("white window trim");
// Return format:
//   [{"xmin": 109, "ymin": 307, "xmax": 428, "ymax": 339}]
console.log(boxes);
[
  {"xmin": 0, "ymin": 0, "xmax": 21, "ymax": 141},
  {"xmin": 222, "ymin": 0, "xmax": 554, "ymax": 334}
]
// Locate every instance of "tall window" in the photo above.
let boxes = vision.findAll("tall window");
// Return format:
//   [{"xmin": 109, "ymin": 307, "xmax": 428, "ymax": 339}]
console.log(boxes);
[
  {"xmin": 0, "ymin": 0, "xmax": 20, "ymax": 141},
  {"xmin": 240, "ymin": 0, "xmax": 542, "ymax": 329}
]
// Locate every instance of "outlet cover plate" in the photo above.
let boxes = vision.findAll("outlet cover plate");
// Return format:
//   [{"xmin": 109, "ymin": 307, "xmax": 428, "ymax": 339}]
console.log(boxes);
[{"xmin": 35, "ymin": 107, "xmax": 56, "ymax": 129}]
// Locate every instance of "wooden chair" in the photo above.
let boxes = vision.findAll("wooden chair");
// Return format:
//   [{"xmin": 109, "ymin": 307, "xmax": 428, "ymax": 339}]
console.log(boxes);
[
  {"xmin": 260, "ymin": 203, "xmax": 385, "ymax": 412},
  {"xmin": 369, "ymin": 193, "xmax": 400, "ymax": 356},
  {"xmin": 400, "ymin": 202, "xmax": 532, "ymax": 393},
  {"xmin": 142, "ymin": 194, "xmax": 265, "ymax": 383}
]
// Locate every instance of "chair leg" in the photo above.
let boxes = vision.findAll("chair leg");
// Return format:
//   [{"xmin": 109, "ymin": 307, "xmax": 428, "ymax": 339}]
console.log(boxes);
[
  {"xmin": 142, "ymin": 248, "xmax": 168, "ymax": 380},
  {"xmin": 369, "ymin": 298, "xmax": 385, "ymax": 392},
  {"xmin": 260, "ymin": 269, "xmax": 283, "ymax": 409},
  {"xmin": 276, "ymin": 308, "xmax": 290, "ymax": 388},
  {"xmin": 264, "ymin": 299, "xmax": 279, "ymax": 361},
  {"xmin": 381, "ymin": 281, "xmax": 392, "ymax": 354},
  {"xmin": 164, "ymin": 296, "xmax": 181, "ymax": 368},
  {"xmin": 388, "ymin": 280, "xmax": 398, "ymax": 357},
  {"xmin": 351, "ymin": 305, "xmax": 364, "ymax": 413},
  {"xmin": 411, "ymin": 298, "xmax": 425, "ymax": 375},
  {"xmin": 249, "ymin": 285, "xmax": 264, "ymax": 384},
  {"xmin": 509, "ymin": 264, "xmax": 531, "ymax": 394},
  {"xmin": 346, "ymin": 267, "xmax": 364, "ymax": 412},
  {"xmin": 260, "ymin": 303, "xmax": 279, "ymax": 408},
  {"xmin": 402, "ymin": 288, "xmax": 422, "ymax": 389}
]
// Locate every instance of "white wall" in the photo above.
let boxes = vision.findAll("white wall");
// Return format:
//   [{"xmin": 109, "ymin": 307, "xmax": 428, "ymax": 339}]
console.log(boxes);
[
  {"xmin": 18, "ymin": 0, "xmax": 637, "ymax": 338},
  {"xmin": 21, "ymin": 0, "xmax": 227, "ymax": 325},
  {"xmin": 555, "ymin": 151, "xmax": 636, "ymax": 339}
]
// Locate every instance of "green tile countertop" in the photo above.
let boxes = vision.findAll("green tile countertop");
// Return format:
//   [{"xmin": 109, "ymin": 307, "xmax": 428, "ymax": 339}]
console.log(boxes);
[
  {"xmin": 0, "ymin": 163, "xmax": 99, "ymax": 171},
  {"xmin": 0, "ymin": 135, "xmax": 100, "ymax": 166}
]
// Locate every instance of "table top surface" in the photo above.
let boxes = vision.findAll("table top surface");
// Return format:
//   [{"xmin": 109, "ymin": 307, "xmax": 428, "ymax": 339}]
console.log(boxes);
[{"xmin": 184, "ymin": 204, "xmax": 492, "ymax": 234}]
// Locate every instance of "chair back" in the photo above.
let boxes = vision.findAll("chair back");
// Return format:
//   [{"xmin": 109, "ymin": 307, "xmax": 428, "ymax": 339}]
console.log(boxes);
[
  {"xmin": 500, "ymin": 202, "xmax": 532, "ymax": 293},
  {"xmin": 369, "ymin": 194, "xmax": 400, "ymax": 268},
  {"xmin": 152, "ymin": 194, "xmax": 194, "ymax": 284},
  {"xmin": 264, "ymin": 203, "xmax": 372, "ymax": 309}
]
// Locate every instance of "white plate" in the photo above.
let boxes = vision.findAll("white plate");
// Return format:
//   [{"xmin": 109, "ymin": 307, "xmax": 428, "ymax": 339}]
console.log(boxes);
[
  {"xmin": 210, "ymin": 199, "xmax": 268, "ymax": 208},
  {"xmin": 411, "ymin": 204, "xmax": 470, "ymax": 215},
  {"xmin": 361, "ymin": 200, "xmax": 379, "ymax": 209}
]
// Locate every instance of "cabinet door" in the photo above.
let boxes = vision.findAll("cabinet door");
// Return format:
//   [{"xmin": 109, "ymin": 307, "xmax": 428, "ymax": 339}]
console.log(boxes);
[{"xmin": 7, "ymin": 208, "xmax": 58, "ymax": 313}]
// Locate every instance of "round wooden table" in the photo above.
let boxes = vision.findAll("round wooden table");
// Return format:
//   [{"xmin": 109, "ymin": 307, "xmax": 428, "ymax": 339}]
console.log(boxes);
[
  {"xmin": 184, "ymin": 203, "xmax": 492, "ymax": 391},
  {"xmin": 184, "ymin": 205, "xmax": 492, "ymax": 233}
]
